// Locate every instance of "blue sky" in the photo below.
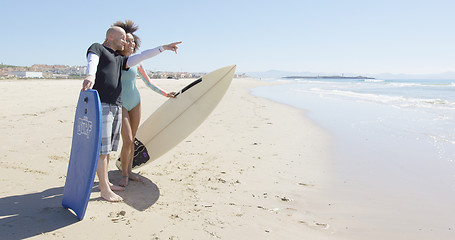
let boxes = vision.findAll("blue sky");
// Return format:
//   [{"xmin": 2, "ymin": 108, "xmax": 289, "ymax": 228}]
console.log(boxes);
[{"xmin": 2, "ymin": 0, "xmax": 454, "ymax": 74}]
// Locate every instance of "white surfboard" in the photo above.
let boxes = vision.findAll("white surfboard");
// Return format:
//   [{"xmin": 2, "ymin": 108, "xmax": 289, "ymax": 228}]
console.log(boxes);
[{"xmin": 117, "ymin": 65, "xmax": 236, "ymax": 169}]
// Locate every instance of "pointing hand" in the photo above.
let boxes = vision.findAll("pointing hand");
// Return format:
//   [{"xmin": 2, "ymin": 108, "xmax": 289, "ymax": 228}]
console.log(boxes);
[{"xmin": 163, "ymin": 41, "xmax": 182, "ymax": 54}]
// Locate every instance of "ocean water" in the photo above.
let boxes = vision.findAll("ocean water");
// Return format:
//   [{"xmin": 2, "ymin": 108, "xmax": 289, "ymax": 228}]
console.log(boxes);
[{"xmin": 251, "ymin": 78, "xmax": 455, "ymax": 215}]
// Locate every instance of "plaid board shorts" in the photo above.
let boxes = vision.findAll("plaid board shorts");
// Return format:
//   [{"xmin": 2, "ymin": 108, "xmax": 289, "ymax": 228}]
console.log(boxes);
[{"xmin": 100, "ymin": 103, "xmax": 122, "ymax": 155}]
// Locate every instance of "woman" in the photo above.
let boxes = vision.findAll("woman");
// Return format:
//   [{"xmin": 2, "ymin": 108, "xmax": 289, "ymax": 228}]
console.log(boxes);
[{"xmin": 114, "ymin": 20, "xmax": 180, "ymax": 187}]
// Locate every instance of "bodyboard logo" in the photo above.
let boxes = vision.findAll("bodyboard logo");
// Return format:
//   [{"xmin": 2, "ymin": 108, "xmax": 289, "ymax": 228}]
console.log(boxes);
[{"xmin": 77, "ymin": 116, "xmax": 92, "ymax": 139}]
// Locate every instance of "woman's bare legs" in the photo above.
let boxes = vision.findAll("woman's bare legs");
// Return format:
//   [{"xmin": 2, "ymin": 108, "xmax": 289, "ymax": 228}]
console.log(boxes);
[
  {"xmin": 127, "ymin": 102, "xmax": 142, "ymax": 182},
  {"xmin": 119, "ymin": 103, "xmax": 142, "ymax": 187}
]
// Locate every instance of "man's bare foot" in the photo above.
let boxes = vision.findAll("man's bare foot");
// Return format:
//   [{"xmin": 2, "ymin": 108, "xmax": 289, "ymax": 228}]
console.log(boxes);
[
  {"xmin": 118, "ymin": 176, "xmax": 128, "ymax": 187},
  {"xmin": 100, "ymin": 189, "xmax": 123, "ymax": 202},
  {"xmin": 128, "ymin": 172, "xmax": 142, "ymax": 182},
  {"xmin": 108, "ymin": 182, "xmax": 125, "ymax": 191}
]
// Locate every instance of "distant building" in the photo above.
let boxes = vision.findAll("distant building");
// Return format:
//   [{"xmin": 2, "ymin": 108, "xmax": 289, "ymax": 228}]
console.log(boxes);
[{"xmin": 11, "ymin": 71, "xmax": 43, "ymax": 78}]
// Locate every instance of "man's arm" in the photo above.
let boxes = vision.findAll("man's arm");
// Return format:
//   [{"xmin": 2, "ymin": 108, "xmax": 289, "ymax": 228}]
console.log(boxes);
[{"xmin": 82, "ymin": 52, "xmax": 99, "ymax": 91}]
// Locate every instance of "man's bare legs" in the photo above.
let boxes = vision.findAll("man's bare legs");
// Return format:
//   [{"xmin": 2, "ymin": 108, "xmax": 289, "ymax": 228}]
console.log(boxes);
[{"xmin": 97, "ymin": 154, "xmax": 123, "ymax": 202}]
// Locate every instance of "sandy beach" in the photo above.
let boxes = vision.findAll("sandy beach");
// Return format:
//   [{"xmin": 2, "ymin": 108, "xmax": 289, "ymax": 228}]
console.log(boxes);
[
  {"xmin": 4, "ymin": 76, "xmax": 452, "ymax": 239},
  {"xmin": 3, "ymin": 76, "xmax": 454, "ymax": 240},
  {"xmin": 0, "ymin": 77, "xmax": 340, "ymax": 239}
]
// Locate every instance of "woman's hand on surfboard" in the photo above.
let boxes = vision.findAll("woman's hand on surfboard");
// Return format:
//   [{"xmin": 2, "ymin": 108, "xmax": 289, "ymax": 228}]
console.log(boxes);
[
  {"xmin": 167, "ymin": 92, "xmax": 177, "ymax": 98},
  {"xmin": 163, "ymin": 41, "xmax": 182, "ymax": 54}
]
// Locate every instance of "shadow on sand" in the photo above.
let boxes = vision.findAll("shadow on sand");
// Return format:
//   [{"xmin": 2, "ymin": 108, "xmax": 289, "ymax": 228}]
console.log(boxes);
[
  {"xmin": 105, "ymin": 170, "xmax": 160, "ymax": 211},
  {"xmin": 0, "ymin": 186, "xmax": 77, "ymax": 240},
  {"xmin": 0, "ymin": 173, "xmax": 159, "ymax": 239}
]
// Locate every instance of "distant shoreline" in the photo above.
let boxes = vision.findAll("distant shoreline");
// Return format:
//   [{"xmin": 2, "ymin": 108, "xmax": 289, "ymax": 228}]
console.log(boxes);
[{"xmin": 283, "ymin": 75, "xmax": 375, "ymax": 79}]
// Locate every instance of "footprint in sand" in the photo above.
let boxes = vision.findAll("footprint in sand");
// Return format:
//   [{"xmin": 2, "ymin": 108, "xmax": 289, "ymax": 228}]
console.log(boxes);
[
  {"xmin": 49, "ymin": 155, "xmax": 66, "ymax": 161},
  {"xmin": 299, "ymin": 220, "xmax": 330, "ymax": 230},
  {"xmin": 108, "ymin": 210, "xmax": 128, "ymax": 224}
]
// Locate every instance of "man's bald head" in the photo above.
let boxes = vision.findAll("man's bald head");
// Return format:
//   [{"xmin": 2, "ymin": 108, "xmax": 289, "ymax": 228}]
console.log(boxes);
[
  {"xmin": 106, "ymin": 26, "xmax": 126, "ymax": 38},
  {"xmin": 104, "ymin": 26, "xmax": 127, "ymax": 51}
]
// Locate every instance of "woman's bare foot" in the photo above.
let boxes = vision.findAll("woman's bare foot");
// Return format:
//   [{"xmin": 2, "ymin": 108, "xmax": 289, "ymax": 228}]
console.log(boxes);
[
  {"xmin": 100, "ymin": 188, "xmax": 123, "ymax": 202},
  {"xmin": 109, "ymin": 182, "xmax": 125, "ymax": 191},
  {"xmin": 128, "ymin": 172, "xmax": 143, "ymax": 182},
  {"xmin": 118, "ymin": 176, "xmax": 129, "ymax": 187}
]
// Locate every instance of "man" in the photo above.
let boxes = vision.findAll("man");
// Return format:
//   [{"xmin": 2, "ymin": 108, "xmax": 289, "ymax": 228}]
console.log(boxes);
[{"xmin": 83, "ymin": 26, "xmax": 180, "ymax": 201}]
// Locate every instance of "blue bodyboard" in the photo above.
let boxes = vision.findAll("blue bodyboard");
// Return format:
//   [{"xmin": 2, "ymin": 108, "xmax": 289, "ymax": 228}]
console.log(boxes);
[{"xmin": 62, "ymin": 90, "xmax": 102, "ymax": 220}]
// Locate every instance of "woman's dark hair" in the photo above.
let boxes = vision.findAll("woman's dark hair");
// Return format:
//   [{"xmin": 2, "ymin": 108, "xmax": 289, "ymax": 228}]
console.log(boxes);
[{"xmin": 113, "ymin": 19, "xmax": 141, "ymax": 53}]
